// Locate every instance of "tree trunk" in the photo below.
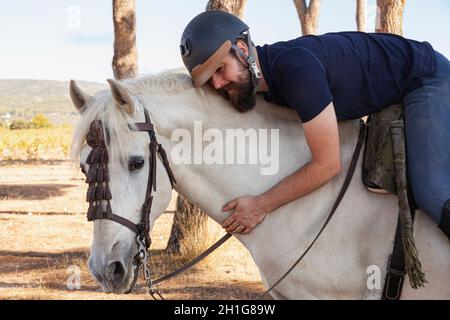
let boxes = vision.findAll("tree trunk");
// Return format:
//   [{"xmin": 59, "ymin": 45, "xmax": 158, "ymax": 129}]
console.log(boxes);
[
  {"xmin": 205, "ymin": 0, "xmax": 248, "ymax": 18},
  {"xmin": 356, "ymin": 0, "xmax": 366, "ymax": 32},
  {"xmin": 375, "ymin": 0, "xmax": 406, "ymax": 35},
  {"xmin": 112, "ymin": 0, "xmax": 138, "ymax": 80},
  {"xmin": 165, "ymin": 195, "xmax": 210, "ymax": 257},
  {"xmin": 293, "ymin": 0, "xmax": 321, "ymax": 35},
  {"xmin": 166, "ymin": 0, "xmax": 249, "ymax": 256}
]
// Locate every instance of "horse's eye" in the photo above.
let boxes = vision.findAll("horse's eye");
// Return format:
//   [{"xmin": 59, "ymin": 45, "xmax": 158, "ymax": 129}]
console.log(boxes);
[
  {"xmin": 128, "ymin": 156, "xmax": 145, "ymax": 171},
  {"xmin": 80, "ymin": 163, "xmax": 87, "ymax": 175}
]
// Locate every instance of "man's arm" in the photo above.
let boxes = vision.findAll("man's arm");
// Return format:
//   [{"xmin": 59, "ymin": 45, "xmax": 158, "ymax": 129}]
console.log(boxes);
[
  {"xmin": 222, "ymin": 103, "xmax": 341, "ymax": 234},
  {"xmin": 258, "ymin": 102, "xmax": 341, "ymax": 211}
]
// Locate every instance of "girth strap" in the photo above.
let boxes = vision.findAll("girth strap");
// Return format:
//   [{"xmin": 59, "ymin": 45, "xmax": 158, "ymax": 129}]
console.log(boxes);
[{"xmin": 382, "ymin": 196, "xmax": 416, "ymax": 300}]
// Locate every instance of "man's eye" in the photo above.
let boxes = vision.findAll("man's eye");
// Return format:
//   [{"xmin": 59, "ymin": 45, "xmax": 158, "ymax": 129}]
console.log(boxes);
[{"xmin": 128, "ymin": 156, "xmax": 145, "ymax": 171}]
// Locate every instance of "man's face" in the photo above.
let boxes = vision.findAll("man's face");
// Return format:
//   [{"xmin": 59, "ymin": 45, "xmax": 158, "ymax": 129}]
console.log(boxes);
[{"xmin": 209, "ymin": 52, "xmax": 255, "ymax": 112}]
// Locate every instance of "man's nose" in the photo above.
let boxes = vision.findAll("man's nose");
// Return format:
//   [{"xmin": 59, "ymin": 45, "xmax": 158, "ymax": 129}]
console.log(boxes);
[{"xmin": 210, "ymin": 73, "xmax": 227, "ymax": 90}]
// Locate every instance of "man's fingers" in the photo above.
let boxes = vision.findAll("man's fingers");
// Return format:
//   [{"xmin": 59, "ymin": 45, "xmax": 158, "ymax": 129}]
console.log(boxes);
[
  {"xmin": 222, "ymin": 199, "xmax": 238, "ymax": 212},
  {"xmin": 222, "ymin": 215, "xmax": 236, "ymax": 228},
  {"xmin": 221, "ymin": 199, "xmax": 238, "ymax": 228},
  {"xmin": 226, "ymin": 220, "xmax": 240, "ymax": 233},
  {"xmin": 232, "ymin": 225, "xmax": 250, "ymax": 234}
]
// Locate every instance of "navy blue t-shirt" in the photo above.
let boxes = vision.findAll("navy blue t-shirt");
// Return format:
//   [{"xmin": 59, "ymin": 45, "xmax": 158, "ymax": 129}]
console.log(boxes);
[{"xmin": 256, "ymin": 32, "xmax": 437, "ymax": 122}]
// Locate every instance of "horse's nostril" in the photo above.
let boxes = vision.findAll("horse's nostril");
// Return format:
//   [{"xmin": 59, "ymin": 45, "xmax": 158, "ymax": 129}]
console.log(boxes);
[{"xmin": 109, "ymin": 261, "xmax": 126, "ymax": 284}]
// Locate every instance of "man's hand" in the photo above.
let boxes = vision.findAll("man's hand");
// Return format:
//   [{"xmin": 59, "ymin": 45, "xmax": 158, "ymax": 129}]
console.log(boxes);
[{"xmin": 221, "ymin": 196, "xmax": 268, "ymax": 234}]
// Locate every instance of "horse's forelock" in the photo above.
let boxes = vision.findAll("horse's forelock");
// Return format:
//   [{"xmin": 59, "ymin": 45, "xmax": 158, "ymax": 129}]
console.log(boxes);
[{"xmin": 70, "ymin": 90, "xmax": 134, "ymax": 168}]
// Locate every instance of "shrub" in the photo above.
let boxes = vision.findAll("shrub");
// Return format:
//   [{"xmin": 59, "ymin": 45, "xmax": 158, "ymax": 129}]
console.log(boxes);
[
  {"xmin": 30, "ymin": 114, "xmax": 52, "ymax": 129},
  {"xmin": 9, "ymin": 119, "xmax": 30, "ymax": 130}
]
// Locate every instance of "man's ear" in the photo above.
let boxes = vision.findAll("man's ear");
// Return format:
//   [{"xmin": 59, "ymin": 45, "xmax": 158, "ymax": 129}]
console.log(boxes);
[{"xmin": 235, "ymin": 39, "xmax": 249, "ymax": 57}]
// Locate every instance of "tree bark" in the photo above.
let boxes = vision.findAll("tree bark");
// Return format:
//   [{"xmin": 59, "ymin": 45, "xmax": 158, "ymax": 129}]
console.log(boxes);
[
  {"xmin": 293, "ymin": 0, "xmax": 321, "ymax": 35},
  {"xmin": 375, "ymin": 0, "xmax": 406, "ymax": 35},
  {"xmin": 112, "ymin": 0, "xmax": 138, "ymax": 80},
  {"xmin": 205, "ymin": 0, "xmax": 248, "ymax": 18},
  {"xmin": 356, "ymin": 0, "xmax": 366, "ymax": 32}
]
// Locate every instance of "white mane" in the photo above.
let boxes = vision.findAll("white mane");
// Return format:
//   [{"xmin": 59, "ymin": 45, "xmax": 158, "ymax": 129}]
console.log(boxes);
[
  {"xmin": 71, "ymin": 68, "xmax": 296, "ymax": 167},
  {"xmin": 122, "ymin": 68, "xmax": 194, "ymax": 94}
]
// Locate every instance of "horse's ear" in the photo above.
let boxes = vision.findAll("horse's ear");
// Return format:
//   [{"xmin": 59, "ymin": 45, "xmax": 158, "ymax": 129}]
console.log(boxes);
[
  {"xmin": 70, "ymin": 80, "xmax": 92, "ymax": 114},
  {"xmin": 107, "ymin": 78, "xmax": 135, "ymax": 115}
]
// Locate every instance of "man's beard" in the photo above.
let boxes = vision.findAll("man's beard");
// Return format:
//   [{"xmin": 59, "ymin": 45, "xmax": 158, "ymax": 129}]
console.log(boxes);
[{"xmin": 223, "ymin": 63, "xmax": 256, "ymax": 113}]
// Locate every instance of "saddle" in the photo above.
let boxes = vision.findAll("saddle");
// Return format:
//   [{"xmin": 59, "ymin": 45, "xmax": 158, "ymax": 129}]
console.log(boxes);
[
  {"xmin": 362, "ymin": 104, "xmax": 404, "ymax": 194},
  {"xmin": 361, "ymin": 103, "xmax": 426, "ymax": 299}
]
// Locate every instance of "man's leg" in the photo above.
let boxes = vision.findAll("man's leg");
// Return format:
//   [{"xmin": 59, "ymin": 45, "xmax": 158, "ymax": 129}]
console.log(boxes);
[{"xmin": 403, "ymin": 51, "xmax": 450, "ymax": 239}]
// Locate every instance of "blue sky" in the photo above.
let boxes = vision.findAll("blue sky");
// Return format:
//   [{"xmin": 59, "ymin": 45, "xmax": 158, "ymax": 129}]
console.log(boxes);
[{"xmin": 1, "ymin": 0, "xmax": 449, "ymax": 82}]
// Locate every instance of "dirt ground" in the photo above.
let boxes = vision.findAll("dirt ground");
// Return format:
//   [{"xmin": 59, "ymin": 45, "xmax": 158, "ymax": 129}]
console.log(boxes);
[{"xmin": 0, "ymin": 162, "xmax": 267, "ymax": 300}]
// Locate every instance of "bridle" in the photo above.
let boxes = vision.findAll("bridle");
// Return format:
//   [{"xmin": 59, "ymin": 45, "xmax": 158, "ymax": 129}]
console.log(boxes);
[
  {"xmin": 83, "ymin": 100, "xmax": 366, "ymax": 300},
  {"xmin": 84, "ymin": 105, "xmax": 176, "ymax": 298}
]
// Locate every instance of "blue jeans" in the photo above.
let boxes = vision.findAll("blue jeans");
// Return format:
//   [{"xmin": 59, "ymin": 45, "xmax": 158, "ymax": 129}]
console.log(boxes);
[{"xmin": 403, "ymin": 51, "xmax": 450, "ymax": 226}]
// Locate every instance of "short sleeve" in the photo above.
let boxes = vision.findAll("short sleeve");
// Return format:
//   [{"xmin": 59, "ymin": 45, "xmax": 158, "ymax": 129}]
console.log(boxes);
[{"xmin": 272, "ymin": 48, "xmax": 333, "ymax": 122}]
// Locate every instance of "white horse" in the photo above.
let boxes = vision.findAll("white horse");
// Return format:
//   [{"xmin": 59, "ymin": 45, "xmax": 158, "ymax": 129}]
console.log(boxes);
[{"xmin": 70, "ymin": 71, "xmax": 450, "ymax": 299}]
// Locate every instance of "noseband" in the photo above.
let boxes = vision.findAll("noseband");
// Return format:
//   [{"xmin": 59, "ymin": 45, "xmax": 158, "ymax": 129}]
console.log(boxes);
[{"xmin": 85, "ymin": 107, "xmax": 176, "ymax": 249}]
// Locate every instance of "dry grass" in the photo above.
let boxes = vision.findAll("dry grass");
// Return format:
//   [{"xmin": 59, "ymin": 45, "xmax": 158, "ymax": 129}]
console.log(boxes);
[
  {"xmin": 0, "ymin": 162, "xmax": 88, "ymax": 214},
  {"xmin": 0, "ymin": 213, "xmax": 267, "ymax": 300},
  {"xmin": 0, "ymin": 128, "xmax": 72, "ymax": 161},
  {"xmin": 0, "ymin": 162, "xmax": 267, "ymax": 300}
]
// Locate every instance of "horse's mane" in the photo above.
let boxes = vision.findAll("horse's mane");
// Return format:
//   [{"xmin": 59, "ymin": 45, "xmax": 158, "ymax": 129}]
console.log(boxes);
[
  {"xmin": 70, "ymin": 68, "xmax": 301, "ymax": 170},
  {"xmin": 121, "ymin": 68, "xmax": 194, "ymax": 94}
]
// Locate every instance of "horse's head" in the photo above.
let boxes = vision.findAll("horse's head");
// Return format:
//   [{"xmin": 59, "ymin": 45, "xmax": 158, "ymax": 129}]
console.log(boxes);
[{"xmin": 70, "ymin": 79, "xmax": 173, "ymax": 293}]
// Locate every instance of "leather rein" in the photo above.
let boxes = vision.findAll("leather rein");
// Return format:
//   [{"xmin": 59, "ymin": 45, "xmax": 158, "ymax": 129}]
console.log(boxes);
[{"xmin": 84, "ymin": 103, "xmax": 365, "ymax": 300}]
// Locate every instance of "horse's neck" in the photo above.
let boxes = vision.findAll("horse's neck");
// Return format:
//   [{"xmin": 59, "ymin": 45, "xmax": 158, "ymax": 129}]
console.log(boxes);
[
  {"xmin": 141, "ymin": 86, "xmax": 361, "ymax": 227},
  {"xmin": 141, "ymin": 85, "xmax": 301, "ymax": 140}
]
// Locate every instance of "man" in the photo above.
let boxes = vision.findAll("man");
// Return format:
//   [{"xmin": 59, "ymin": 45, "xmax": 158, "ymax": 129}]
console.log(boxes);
[{"xmin": 179, "ymin": 10, "xmax": 450, "ymax": 240}]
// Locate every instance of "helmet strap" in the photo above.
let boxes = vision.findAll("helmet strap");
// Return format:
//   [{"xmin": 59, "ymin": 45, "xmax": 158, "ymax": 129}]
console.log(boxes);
[{"xmin": 231, "ymin": 32, "xmax": 262, "ymax": 94}]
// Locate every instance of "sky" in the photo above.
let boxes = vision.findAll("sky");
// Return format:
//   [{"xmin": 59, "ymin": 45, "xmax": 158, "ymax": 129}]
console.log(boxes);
[{"xmin": 0, "ymin": 0, "xmax": 449, "ymax": 83}]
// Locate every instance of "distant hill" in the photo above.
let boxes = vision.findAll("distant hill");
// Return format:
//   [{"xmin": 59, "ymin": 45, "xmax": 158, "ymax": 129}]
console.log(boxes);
[{"xmin": 0, "ymin": 79, "xmax": 107, "ymax": 124}]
